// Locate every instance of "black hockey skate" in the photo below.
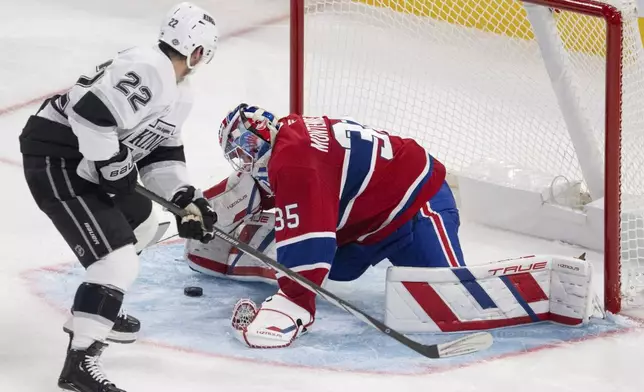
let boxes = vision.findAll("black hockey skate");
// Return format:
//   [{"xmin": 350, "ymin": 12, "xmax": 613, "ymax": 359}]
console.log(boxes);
[
  {"xmin": 64, "ymin": 308, "xmax": 141, "ymax": 344},
  {"xmin": 58, "ymin": 340, "xmax": 126, "ymax": 392}
]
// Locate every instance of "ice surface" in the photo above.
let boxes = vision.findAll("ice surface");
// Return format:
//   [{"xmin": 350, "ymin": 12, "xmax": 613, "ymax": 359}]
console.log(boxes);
[
  {"xmin": 1, "ymin": 1, "xmax": 644, "ymax": 391},
  {"xmin": 23, "ymin": 242, "xmax": 636, "ymax": 375}
]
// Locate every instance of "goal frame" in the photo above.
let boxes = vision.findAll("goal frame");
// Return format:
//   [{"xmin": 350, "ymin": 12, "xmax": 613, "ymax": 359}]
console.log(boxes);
[{"xmin": 289, "ymin": 0, "xmax": 624, "ymax": 313}]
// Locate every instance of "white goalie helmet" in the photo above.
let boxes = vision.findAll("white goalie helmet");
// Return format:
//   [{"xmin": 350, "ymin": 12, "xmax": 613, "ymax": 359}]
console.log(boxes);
[
  {"xmin": 218, "ymin": 104, "xmax": 281, "ymax": 196},
  {"xmin": 159, "ymin": 2, "xmax": 219, "ymax": 69}
]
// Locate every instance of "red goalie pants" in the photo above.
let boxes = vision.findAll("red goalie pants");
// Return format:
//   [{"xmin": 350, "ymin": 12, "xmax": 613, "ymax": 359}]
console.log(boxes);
[{"xmin": 328, "ymin": 181, "xmax": 465, "ymax": 282}]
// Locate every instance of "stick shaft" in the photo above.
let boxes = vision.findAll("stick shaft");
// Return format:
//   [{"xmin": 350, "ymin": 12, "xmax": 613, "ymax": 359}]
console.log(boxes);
[{"xmin": 135, "ymin": 184, "xmax": 492, "ymax": 358}]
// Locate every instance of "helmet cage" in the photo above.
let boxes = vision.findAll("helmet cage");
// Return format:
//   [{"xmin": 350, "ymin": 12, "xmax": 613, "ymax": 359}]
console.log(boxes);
[
  {"xmin": 219, "ymin": 103, "xmax": 279, "ymax": 195},
  {"xmin": 221, "ymin": 105, "xmax": 272, "ymax": 174}
]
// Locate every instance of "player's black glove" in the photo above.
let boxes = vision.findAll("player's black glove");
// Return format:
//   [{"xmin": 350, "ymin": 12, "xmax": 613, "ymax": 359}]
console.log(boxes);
[
  {"xmin": 95, "ymin": 144, "xmax": 137, "ymax": 195},
  {"xmin": 171, "ymin": 186, "xmax": 217, "ymax": 243}
]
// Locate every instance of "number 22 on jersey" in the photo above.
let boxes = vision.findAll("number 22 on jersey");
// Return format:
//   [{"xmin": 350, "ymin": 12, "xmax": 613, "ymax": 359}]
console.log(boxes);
[{"xmin": 72, "ymin": 56, "xmax": 153, "ymax": 112}]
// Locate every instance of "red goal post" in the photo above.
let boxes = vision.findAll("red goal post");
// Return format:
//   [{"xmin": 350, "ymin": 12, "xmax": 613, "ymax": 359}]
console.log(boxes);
[{"xmin": 289, "ymin": 0, "xmax": 644, "ymax": 314}]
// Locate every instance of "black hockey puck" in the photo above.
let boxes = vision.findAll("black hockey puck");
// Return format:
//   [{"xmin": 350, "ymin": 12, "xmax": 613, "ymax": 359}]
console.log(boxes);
[{"xmin": 184, "ymin": 286, "xmax": 203, "ymax": 297}]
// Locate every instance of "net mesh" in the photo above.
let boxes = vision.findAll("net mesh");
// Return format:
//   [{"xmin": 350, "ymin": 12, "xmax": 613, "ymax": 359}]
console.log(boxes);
[
  {"xmin": 618, "ymin": 2, "xmax": 644, "ymax": 306},
  {"xmin": 299, "ymin": 0, "xmax": 644, "ymax": 308}
]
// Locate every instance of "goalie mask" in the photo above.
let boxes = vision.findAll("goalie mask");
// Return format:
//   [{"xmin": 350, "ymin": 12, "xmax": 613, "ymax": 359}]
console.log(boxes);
[{"xmin": 219, "ymin": 104, "xmax": 280, "ymax": 195}]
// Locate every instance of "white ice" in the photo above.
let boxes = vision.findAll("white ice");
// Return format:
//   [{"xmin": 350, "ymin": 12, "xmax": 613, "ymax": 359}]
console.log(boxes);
[{"xmin": 1, "ymin": 0, "xmax": 644, "ymax": 391}]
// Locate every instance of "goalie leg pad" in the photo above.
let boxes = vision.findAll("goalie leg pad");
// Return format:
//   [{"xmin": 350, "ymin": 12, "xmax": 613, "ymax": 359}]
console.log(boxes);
[
  {"xmin": 549, "ymin": 258, "xmax": 594, "ymax": 324},
  {"xmin": 185, "ymin": 212, "xmax": 276, "ymax": 283},
  {"xmin": 384, "ymin": 255, "xmax": 594, "ymax": 333},
  {"xmin": 185, "ymin": 236, "xmax": 234, "ymax": 277}
]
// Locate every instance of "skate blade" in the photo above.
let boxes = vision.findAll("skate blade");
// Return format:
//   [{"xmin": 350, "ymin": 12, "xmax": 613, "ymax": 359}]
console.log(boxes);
[{"xmin": 58, "ymin": 381, "xmax": 81, "ymax": 391}]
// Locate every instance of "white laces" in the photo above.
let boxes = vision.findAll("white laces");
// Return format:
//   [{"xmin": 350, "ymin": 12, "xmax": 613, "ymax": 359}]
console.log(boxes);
[{"xmin": 84, "ymin": 354, "xmax": 108, "ymax": 384}]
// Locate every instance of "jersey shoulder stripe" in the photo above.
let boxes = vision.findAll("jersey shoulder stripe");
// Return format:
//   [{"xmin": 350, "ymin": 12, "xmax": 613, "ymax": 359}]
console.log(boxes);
[
  {"xmin": 337, "ymin": 132, "xmax": 379, "ymax": 230},
  {"xmin": 357, "ymin": 152, "xmax": 431, "ymax": 242}
]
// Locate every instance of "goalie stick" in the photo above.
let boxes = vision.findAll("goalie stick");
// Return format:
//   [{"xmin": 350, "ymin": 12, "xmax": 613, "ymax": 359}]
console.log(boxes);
[{"xmin": 135, "ymin": 184, "xmax": 493, "ymax": 359}]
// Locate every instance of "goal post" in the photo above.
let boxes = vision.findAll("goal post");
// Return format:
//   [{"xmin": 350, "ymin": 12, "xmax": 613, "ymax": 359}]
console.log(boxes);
[
  {"xmin": 290, "ymin": 0, "xmax": 644, "ymax": 314},
  {"xmin": 291, "ymin": 0, "xmax": 305, "ymax": 116}
]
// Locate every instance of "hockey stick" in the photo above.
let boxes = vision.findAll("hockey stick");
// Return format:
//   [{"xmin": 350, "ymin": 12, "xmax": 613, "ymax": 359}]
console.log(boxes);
[{"xmin": 135, "ymin": 184, "xmax": 493, "ymax": 359}]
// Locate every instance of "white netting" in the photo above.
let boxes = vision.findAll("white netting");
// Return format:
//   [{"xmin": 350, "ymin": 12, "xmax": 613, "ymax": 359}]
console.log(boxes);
[
  {"xmin": 299, "ymin": 0, "xmax": 644, "ymax": 308},
  {"xmin": 617, "ymin": 0, "xmax": 644, "ymax": 306}
]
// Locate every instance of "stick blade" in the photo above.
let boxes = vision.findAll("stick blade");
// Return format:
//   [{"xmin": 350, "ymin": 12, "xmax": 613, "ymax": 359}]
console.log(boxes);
[{"xmin": 436, "ymin": 332, "xmax": 494, "ymax": 358}]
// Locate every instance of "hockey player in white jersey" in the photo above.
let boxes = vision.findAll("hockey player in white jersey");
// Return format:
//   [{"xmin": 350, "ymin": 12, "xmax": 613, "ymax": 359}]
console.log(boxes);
[{"xmin": 19, "ymin": 3, "xmax": 218, "ymax": 392}]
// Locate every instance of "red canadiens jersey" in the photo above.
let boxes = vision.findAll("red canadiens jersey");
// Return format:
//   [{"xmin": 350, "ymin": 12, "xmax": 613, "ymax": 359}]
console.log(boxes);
[{"xmin": 267, "ymin": 115, "xmax": 446, "ymax": 314}]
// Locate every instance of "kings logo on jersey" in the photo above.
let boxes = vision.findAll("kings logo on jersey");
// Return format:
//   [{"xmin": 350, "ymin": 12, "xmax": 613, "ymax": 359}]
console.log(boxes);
[{"xmin": 123, "ymin": 119, "xmax": 177, "ymax": 160}]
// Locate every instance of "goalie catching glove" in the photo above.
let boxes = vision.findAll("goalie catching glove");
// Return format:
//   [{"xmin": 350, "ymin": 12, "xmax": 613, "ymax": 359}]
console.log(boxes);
[
  {"xmin": 172, "ymin": 186, "xmax": 217, "ymax": 243},
  {"xmin": 231, "ymin": 291, "xmax": 313, "ymax": 348}
]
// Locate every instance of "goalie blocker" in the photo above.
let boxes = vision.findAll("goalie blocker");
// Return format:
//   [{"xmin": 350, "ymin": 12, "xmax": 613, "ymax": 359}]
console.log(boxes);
[{"xmin": 386, "ymin": 255, "xmax": 594, "ymax": 332}]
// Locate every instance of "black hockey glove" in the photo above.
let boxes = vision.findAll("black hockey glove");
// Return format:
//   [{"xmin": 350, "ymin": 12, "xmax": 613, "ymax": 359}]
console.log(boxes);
[
  {"xmin": 171, "ymin": 186, "xmax": 217, "ymax": 243},
  {"xmin": 95, "ymin": 144, "xmax": 137, "ymax": 195}
]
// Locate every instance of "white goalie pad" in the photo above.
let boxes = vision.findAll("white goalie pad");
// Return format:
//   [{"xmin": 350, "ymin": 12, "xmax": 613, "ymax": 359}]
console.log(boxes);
[
  {"xmin": 185, "ymin": 212, "xmax": 277, "ymax": 283},
  {"xmin": 203, "ymin": 171, "xmax": 262, "ymax": 233},
  {"xmin": 384, "ymin": 255, "xmax": 594, "ymax": 333}
]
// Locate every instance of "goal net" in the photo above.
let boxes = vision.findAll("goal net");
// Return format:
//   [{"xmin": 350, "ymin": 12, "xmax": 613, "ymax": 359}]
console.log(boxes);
[{"xmin": 290, "ymin": 0, "xmax": 644, "ymax": 313}]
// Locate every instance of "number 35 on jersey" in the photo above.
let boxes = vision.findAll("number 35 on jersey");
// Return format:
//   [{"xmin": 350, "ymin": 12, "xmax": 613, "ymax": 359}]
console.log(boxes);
[{"xmin": 275, "ymin": 204, "xmax": 300, "ymax": 231}]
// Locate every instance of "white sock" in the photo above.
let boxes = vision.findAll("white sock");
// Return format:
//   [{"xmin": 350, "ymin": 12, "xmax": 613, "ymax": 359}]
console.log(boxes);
[{"xmin": 71, "ymin": 314, "xmax": 114, "ymax": 350}]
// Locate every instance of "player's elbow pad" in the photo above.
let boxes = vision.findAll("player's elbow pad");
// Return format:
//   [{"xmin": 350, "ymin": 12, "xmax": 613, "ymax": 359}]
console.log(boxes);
[
  {"xmin": 72, "ymin": 91, "xmax": 118, "ymax": 128},
  {"xmin": 69, "ymin": 92, "xmax": 120, "ymax": 161}
]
